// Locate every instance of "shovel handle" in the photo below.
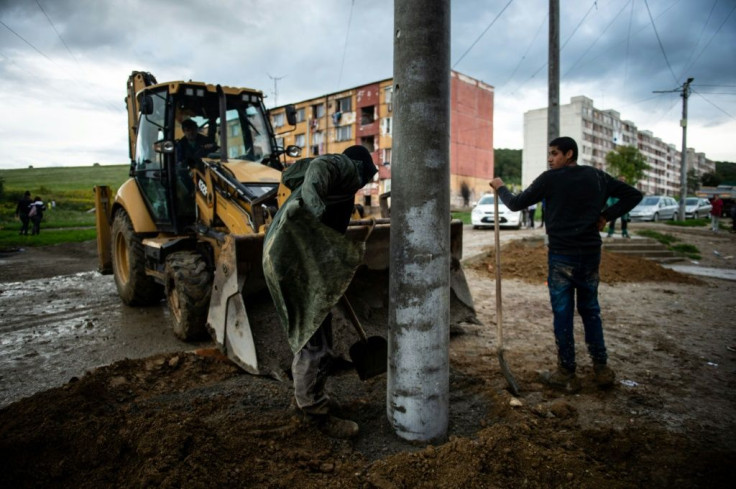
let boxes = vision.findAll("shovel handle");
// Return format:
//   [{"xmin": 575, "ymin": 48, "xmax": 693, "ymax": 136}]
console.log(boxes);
[{"xmin": 340, "ymin": 295, "xmax": 368, "ymax": 342}]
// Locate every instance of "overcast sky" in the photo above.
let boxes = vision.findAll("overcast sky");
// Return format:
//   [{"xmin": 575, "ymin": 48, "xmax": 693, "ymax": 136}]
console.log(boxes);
[{"xmin": 1, "ymin": 0, "xmax": 734, "ymax": 170}]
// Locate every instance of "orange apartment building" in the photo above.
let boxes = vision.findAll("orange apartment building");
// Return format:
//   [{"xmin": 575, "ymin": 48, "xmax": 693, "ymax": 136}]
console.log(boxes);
[{"xmin": 270, "ymin": 71, "xmax": 494, "ymax": 209}]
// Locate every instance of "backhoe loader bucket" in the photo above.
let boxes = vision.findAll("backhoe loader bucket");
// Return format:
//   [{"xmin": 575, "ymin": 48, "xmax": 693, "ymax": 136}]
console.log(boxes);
[{"xmin": 206, "ymin": 219, "xmax": 477, "ymax": 380}]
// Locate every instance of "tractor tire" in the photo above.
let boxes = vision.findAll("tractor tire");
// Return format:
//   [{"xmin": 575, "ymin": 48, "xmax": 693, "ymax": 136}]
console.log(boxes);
[
  {"xmin": 164, "ymin": 251, "xmax": 212, "ymax": 341},
  {"xmin": 111, "ymin": 211, "xmax": 163, "ymax": 305}
]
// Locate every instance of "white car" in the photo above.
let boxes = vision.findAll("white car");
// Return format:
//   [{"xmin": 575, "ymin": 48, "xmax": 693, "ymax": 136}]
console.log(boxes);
[
  {"xmin": 684, "ymin": 197, "xmax": 712, "ymax": 219},
  {"xmin": 629, "ymin": 195, "xmax": 679, "ymax": 222},
  {"xmin": 471, "ymin": 194, "xmax": 523, "ymax": 229}
]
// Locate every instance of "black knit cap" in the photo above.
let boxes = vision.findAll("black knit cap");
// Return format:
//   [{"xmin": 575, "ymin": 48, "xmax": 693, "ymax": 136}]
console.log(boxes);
[{"xmin": 343, "ymin": 145, "xmax": 377, "ymax": 184}]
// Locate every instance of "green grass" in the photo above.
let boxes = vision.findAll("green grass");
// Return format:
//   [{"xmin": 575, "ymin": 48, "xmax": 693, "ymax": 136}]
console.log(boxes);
[
  {"xmin": 451, "ymin": 211, "xmax": 471, "ymax": 225},
  {"xmin": 0, "ymin": 165, "xmax": 129, "ymax": 216},
  {"xmin": 0, "ymin": 165, "xmax": 128, "ymax": 249},
  {"xmin": 665, "ymin": 218, "xmax": 709, "ymax": 228},
  {"xmin": 0, "ymin": 228, "xmax": 97, "ymax": 249},
  {"xmin": 635, "ymin": 229, "xmax": 702, "ymax": 260}
]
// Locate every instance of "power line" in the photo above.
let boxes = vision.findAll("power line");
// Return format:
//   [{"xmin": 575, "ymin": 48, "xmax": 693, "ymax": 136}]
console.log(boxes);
[
  {"xmin": 0, "ymin": 19, "xmax": 52, "ymax": 62},
  {"xmin": 496, "ymin": 13, "xmax": 547, "ymax": 91},
  {"xmin": 679, "ymin": 2, "xmax": 736, "ymax": 78},
  {"xmin": 336, "ymin": 0, "xmax": 355, "ymax": 92},
  {"xmin": 453, "ymin": 0, "xmax": 514, "ymax": 69},
  {"xmin": 563, "ymin": 0, "xmax": 632, "ymax": 78},
  {"xmin": 678, "ymin": 0, "xmax": 718, "ymax": 82},
  {"xmin": 643, "ymin": 0, "xmax": 678, "ymax": 83},
  {"xmin": 693, "ymin": 90, "xmax": 735, "ymax": 119}
]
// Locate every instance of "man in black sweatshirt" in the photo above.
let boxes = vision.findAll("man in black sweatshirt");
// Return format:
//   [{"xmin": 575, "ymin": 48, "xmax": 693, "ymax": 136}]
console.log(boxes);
[{"xmin": 490, "ymin": 137, "xmax": 642, "ymax": 393}]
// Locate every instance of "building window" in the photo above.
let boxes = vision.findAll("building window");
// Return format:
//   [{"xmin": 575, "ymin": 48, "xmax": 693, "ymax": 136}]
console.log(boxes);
[
  {"xmin": 312, "ymin": 104, "xmax": 325, "ymax": 119},
  {"xmin": 295, "ymin": 133, "xmax": 305, "ymax": 147},
  {"xmin": 336, "ymin": 125, "xmax": 351, "ymax": 142},
  {"xmin": 381, "ymin": 117, "xmax": 392, "ymax": 135},
  {"xmin": 296, "ymin": 108, "xmax": 306, "ymax": 122},
  {"xmin": 361, "ymin": 136, "xmax": 375, "ymax": 152},
  {"xmin": 272, "ymin": 112, "xmax": 285, "ymax": 128},
  {"xmin": 383, "ymin": 148, "xmax": 391, "ymax": 165},
  {"xmin": 361, "ymin": 106, "xmax": 375, "ymax": 125},
  {"xmin": 385, "ymin": 86, "xmax": 393, "ymax": 104},
  {"xmin": 336, "ymin": 96, "xmax": 352, "ymax": 113},
  {"xmin": 275, "ymin": 137, "xmax": 284, "ymax": 148}
]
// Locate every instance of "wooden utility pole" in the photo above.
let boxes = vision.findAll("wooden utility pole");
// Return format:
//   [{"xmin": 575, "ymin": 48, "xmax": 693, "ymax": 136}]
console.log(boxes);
[{"xmin": 389, "ymin": 0, "xmax": 451, "ymax": 442}]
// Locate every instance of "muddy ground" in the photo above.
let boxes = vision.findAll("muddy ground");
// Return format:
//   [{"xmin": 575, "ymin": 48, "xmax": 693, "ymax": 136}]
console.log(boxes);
[{"xmin": 0, "ymin": 223, "xmax": 735, "ymax": 488}]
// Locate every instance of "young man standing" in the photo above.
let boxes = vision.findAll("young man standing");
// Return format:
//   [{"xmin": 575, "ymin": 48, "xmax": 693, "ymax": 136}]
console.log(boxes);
[{"xmin": 490, "ymin": 137, "xmax": 642, "ymax": 392}]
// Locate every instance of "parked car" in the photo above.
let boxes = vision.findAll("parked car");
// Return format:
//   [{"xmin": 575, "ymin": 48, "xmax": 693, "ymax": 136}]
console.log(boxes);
[
  {"xmin": 629, "ymin": 195, "xmax": 679, "ymax": 222},
  {"xmin": 684, "ymin": 197, "xmax": 712, "ymax": 219},
  {"xmin": 471, "ymin": 194, "xmax": 523, "ymax": 229}
]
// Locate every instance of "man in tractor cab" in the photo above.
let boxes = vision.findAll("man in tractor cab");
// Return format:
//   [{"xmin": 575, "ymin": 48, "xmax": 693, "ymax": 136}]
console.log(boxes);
[
  {"xmin": 174, "ymin": 119, "xmax": 218, "ymax": 219},
  {"xmin": 262, "ymin": 145, "xmax": 377, "ymax": 439}
]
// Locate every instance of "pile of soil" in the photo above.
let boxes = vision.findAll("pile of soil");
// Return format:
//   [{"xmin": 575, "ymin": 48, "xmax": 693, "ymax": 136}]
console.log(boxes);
[
  {"xmin": 1, "ymin": 235, "xmax": 734, "ymax": 488},
  {"xmin": 470, "ymin": 237, "xmax": 704, "ymax": 285}
]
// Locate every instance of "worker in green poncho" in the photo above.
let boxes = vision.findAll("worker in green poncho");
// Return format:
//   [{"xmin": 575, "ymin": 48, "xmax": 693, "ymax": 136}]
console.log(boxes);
[{"xmin": 263, "ymin": 145, "xmax": 377, "ymax": 439}]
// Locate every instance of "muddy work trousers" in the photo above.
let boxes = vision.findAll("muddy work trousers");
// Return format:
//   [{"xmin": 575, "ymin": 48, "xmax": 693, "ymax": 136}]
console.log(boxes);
[
  {"xmin": 292, "ymin": 315, "xmax": 335, "ymax": 414},
  {"xmin": 547, "ymin": 252, "xmax": 607, "ymax": 372}
]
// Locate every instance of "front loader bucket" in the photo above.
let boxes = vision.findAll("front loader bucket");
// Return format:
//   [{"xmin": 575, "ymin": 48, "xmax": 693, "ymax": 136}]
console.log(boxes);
[{"xmin": 206, "ymin": 218, "xmax": 478, "ymax": 380}]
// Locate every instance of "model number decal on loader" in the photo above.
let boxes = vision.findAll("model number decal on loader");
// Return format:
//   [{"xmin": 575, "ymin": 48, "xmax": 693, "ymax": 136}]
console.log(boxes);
[{"xmin": 197, "ymin": 177, "xmax": 208, "ymax": 198}]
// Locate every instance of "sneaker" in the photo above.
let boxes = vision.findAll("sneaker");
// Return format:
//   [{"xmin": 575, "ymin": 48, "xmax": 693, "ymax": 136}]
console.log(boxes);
[
  {"xmin": 306, "ymin": 414, "xmax": 359, "ymax": 439},
  {"xmin": 539, "ymin": 367, "xmax": 582, "ymax": 393},
  {"xmin": 593, "ymin": 364, "xmax": 615, "ymax": 388}
]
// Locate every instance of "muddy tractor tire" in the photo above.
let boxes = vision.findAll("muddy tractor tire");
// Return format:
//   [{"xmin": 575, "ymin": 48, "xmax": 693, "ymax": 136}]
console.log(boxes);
[
  {"xmin": 165, "ymin": 251, "xmax": 212, "ymax": 341},
  {"xmin": 111, "ymin": 211, "xmax": 163, "ymax": 305}
]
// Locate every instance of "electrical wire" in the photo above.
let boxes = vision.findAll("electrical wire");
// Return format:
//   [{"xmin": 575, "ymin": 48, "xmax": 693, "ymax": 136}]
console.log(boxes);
[
  {"xmin": 679, "ymin": 2, "xmax": 736, "ymax": 79},
  {"xmin": 0, "ymin": 19, "xmax": 52, "ymax": 62},
  {"xmin": 678, "ymin": 0, "xmax": 718, "ymax": 82},
  {"xmin": 643, "ymin": 0, "xmax": 678, "ymax": 83},
  {"xmin": 453, "ymin": 0, "xmax": 514, "ymax": 69},
  {"xmin": 563, "ymin": 0, "xmax": 633, "ymax": 78},
  {"xmin": 496, "ymin": 12, "xmax": 547, "ymax": 91},
  {"xmin": 693, "ymin": 90, "xmax": 735, "ymax": 119},
  {"xmin": 336, "ymin": 0, "xmax": 355, "ymax": 92}
]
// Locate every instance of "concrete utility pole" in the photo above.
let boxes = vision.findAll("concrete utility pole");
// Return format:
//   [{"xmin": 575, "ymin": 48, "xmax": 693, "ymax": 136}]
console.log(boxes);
[
  {"xmin": 548, "ymin": 0, "xmax": 560, "ymax": 143},
  {"xmin": 655, "ymin": 77, "xmax": 694, "ymax": 220},
  {"xmin": 678, "ymin": 78, "xmax": 694, "ymax": 220},
  {"xmin": 389, "ymin": 0, "xmax": 451, "ymax": 442}
]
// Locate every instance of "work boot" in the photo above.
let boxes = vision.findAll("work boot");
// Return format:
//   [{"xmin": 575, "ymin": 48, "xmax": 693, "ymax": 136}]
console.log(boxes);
[
  {"xmin": 539, "ymin": 367, "xmax": 582, "ymax": 393},
  {"xmin": 593, "ymin": 363, "xmax": 616, "ymax": 388},
  {"xmin": 305, "ymin": 413, "xmax": 359, "ymax": 439}
]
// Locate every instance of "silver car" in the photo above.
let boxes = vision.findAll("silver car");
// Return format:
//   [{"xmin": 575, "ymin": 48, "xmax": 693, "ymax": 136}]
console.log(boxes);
[
  {"xmin": 629, "ymin": 195, "xmax": 679, "ymax": 222},
  {"xmin": 684, "ymin": 197, "xmax": 712, "ymax": 219}
]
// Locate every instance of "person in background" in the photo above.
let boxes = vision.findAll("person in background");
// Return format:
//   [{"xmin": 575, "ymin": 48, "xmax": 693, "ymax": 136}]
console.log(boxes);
[
  {"xmin": 710, "ymin": 195, "xmax": 723, "ymax": 233},
  {"xmin": 15, "ymin": 191, "xmax": 32, "ymax": 236},
  {"xmin": 527, "ymin": 203, "xmax": 537, "ymax": 229},
  {"xmin": 489, "ymin": 136, "xmax": 642, "ymax": 393},
  {"xmin": 606, "ymin": 177, "xmax": 631, "ymax": 239},
  {"xmin": 29, "ymin": 196, "xmax": 46, "ymax": 236}
]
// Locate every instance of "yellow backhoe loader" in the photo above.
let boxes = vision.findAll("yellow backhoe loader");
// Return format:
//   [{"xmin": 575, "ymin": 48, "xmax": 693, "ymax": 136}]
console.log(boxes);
[{"xmin": 94, "ymin": 71, "xmax": 477, "ymax": 379}]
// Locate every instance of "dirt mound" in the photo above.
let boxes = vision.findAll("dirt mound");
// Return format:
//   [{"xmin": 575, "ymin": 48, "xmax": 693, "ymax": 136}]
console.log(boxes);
[
  {"xmin": 1, "ymin": 236, "xmax": 734, "ymax": 488},
  {"xmin": 469, "ymin": 237, "xmax": 704, "ymax": 285}
]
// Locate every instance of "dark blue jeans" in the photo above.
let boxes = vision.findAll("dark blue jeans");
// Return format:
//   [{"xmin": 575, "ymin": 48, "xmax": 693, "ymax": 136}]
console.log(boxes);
[{"xmin": 547, "ymin": 252, "xmax": 607, "ymax": 372}]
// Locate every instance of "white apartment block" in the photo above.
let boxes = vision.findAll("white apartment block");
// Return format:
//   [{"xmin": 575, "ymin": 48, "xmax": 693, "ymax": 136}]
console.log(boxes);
[{"xmin": 522, "ymin": 96, "xmax": 715, "ymax": 196}]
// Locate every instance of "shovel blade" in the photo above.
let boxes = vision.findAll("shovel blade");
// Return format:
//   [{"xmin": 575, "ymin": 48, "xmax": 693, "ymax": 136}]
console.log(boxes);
[{"xmin": 349, "ymin": 336, "xmax": 388, "ymax": 381}]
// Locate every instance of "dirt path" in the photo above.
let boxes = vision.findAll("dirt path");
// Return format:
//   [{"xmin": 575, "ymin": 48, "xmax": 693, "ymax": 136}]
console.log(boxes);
[{"xmin": 0, "ymin": 225, "xmax": 735, "ymax": 488}]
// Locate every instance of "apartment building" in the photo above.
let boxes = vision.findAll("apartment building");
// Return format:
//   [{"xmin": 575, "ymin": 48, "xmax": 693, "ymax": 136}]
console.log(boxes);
[
  {"xmin": 522, "ymin": 96, "xmax": 714, "ymax": 196},
  {"xmin": 269, "ymin": 71, "xmax": 494, "ymax": 208}
]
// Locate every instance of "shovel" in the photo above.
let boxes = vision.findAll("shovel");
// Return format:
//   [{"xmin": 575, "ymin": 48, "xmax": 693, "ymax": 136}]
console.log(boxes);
[
  {"xmin": 339, "ymin": 295, "xmax": 388, "ymax": 381},
  {"xmin": 494, "ymin": 194, "xmax": 521, "ymax": 395}
]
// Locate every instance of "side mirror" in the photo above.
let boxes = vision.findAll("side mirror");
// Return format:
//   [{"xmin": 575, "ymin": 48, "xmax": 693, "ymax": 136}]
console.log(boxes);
[
  {"xmin": 285, "ymin": 104, "xmax": 297, "ymax": 126},
  {"xmin": 286, "ymin": 145, "xmax": 301, "ymax": 158},
  {"xmin": 140, "ymin": 95, "xmax": 154, "ymax": 115}
]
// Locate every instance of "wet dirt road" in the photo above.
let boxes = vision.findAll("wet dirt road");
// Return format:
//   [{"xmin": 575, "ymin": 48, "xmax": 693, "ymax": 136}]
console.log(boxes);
[{"xmin": 0, "ymin": 228, "xmax": 516, "ymax": 408}]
